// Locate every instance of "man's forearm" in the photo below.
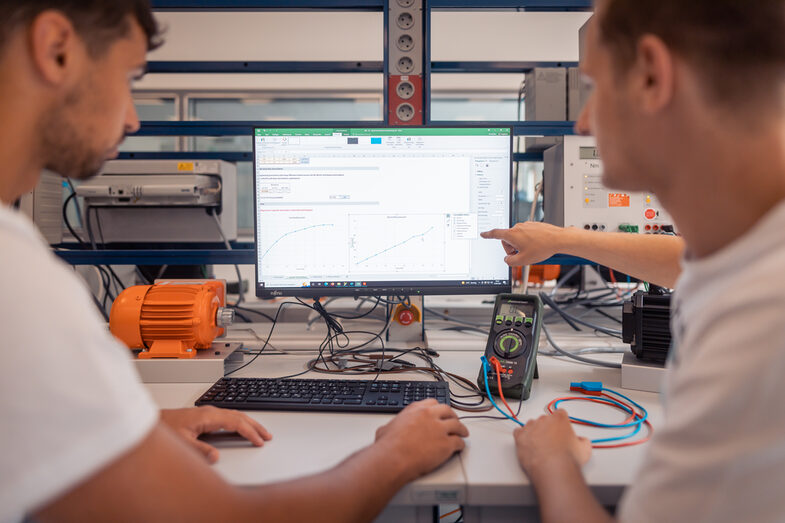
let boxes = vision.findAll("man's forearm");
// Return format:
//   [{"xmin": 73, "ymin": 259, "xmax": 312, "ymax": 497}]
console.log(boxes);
[
  {"xmin": 558, "ymin": 228, "xmax": 684, "ymax": 288},
  {"xmin": 238, "ymin": 440, "xmax": 414, "ymax": 522},
  {"xmin": 38, "ymin": 424, "xmax": 423, "ymax": 523},
  {"xmin": 528, "ymin": 455, "xmax": 613, "ymax": 523}
]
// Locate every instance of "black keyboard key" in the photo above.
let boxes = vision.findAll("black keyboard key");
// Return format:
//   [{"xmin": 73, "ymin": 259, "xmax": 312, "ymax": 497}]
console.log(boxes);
[{"xmin": 248, "ymin": 396, "xmax": 311, "ymax": 403}]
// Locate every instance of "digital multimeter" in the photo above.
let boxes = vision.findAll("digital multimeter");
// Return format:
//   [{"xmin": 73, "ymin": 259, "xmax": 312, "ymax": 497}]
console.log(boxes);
[{"xmin": 477, "ymin": 294, "xmax": 542, "ymax": 400}]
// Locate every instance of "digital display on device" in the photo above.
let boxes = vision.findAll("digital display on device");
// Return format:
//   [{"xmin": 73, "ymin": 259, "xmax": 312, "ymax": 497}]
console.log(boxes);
[
  {"xmin": 579, "ymin": 146, "xmax": 600, "ymax": 160},
  {"xmin": 253, "ymin": 127, "xmax": 512, "ymax": 298},
  {"xmin": 500, "ymin": 303, "xmax": 530, "ymax": 318}
]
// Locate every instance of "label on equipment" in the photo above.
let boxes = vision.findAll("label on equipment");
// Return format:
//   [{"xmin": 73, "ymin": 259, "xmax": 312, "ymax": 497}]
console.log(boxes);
[{"xmin": 608, "ymin": 193, "xmax": 630, "ymax": 207}]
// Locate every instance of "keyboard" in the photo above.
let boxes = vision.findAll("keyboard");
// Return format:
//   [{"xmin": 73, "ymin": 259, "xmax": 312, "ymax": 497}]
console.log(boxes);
[{"xmin": 195, "ymin": 377, "xmax": 450, "ymax": 413}]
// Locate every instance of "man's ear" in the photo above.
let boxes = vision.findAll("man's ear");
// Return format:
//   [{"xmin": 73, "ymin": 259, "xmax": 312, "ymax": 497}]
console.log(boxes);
[
  {"xmin": 29, "ymin": 10, "xmax": 80, "ymax": 86},
  {"xmin": 631, "ymin": 34, "xmax": 675, "ymax": 114}
]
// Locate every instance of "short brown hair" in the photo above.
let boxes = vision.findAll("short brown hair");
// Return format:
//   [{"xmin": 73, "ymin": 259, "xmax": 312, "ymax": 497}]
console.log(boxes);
[
  {"xmin": 0, "ymin": 0, "xmax": 163, "ymax": 56},
  {"xmin": 597, "ymin": 0, "xmax": 785, "ymax": 107}
]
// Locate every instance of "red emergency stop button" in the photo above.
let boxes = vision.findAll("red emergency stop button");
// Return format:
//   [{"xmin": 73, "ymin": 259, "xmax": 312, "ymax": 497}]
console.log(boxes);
[
  {"xmin": 398, "ymin": 309, "xmax": 415, "ymax": 325},
  {"xmin": 644, "ymin": 208, "xmax": 656, "ymax": 220}
]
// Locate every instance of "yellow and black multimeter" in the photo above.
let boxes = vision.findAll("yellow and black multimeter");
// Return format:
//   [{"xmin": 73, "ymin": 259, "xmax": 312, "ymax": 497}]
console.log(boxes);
[{"xmin": 477, "ymin": 294, "xmax": 542, "ymax": 400}]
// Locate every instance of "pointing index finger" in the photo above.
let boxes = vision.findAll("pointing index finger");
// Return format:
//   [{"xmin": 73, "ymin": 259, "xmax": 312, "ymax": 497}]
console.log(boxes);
[{"xmin": 480, "ymin": 228, "xmax": 508, "ymax": 240}]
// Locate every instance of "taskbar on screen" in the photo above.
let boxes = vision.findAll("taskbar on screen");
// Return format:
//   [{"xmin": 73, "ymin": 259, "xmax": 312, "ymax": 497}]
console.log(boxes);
[{"xmin": 256, "ymin": 279, "xmax": 511, "ymax": 298}]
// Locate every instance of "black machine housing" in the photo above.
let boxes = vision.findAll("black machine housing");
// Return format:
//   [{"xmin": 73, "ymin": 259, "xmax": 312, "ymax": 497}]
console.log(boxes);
[
  {"xmin": 622, "ymin": 290, "xmax": 672, "ymax": 364},
  {"xmin": 477, "ymin": 294, "xmax": 542, "ymax": 400}
]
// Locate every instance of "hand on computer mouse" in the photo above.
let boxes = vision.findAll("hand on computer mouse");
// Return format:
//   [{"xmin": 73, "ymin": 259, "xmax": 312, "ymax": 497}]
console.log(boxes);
[
  {"xmin": 374, "ymin": 399, "xmax": 468, "ymax": 481},
  {"xmin": 160, "ymin": 406, "xmax": 272, "ymax": 464}
]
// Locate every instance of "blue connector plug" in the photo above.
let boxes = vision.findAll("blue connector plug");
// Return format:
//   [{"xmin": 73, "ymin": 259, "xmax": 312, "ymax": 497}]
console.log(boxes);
[{"xmin": 569, "ymin": 381, "xmax": 604, "ymax": 395}]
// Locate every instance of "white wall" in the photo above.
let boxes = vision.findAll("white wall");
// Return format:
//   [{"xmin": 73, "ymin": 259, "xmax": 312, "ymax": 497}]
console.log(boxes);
[{"xmin": 136, "ymin": 10, "xmax": 591, "ymax": 92}]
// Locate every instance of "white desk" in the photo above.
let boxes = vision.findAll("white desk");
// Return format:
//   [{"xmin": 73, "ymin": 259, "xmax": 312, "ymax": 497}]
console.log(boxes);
[{"xmin": 145, "ymin": 323, "xmax": 662, "ymax": 523}]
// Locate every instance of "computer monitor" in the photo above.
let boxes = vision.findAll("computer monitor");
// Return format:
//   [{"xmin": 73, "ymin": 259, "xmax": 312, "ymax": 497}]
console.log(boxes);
[{"xmin": 252, "ymin": 126, "xmax": 512, "ymax": 298}]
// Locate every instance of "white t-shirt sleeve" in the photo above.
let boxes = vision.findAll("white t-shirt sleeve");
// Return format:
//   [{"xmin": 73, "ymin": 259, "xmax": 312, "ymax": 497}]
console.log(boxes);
[
  {"xmin": 0, "ymin": 214, "xmax": 158, "ymax": 523},
  {"xmin": 618, "ymin": 286, "xmax": 785, "ymax": 522}
]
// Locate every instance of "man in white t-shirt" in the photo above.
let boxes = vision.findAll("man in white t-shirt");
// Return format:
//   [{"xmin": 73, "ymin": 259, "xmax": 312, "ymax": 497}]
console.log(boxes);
[
  {"xmin": 0, "ymin": 2, "xmax": 468, "ymax": 522},
  {"xmin": 482, "ymin": 0, "xmax": 785, "ymax": 521}
]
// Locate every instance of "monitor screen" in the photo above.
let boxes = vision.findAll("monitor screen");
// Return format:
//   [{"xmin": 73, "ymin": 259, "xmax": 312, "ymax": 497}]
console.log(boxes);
[{"xmin": 253, "ymin": 126, "xmax": 512, "ymax": 298}]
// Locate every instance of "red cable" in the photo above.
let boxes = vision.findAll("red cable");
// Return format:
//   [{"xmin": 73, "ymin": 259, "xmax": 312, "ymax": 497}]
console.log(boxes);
[
  {"xmin": 546, "ymin": 396, "xmax": 637, "ymax": 425},
  {"xmin": 547, "ymin": 392, "xmax": 652, "ymax": 449},
  {"xmin": 609, "ymin": 268, "xmax": 623, "ymax": 298},
  {"xmin": 489, "ymin": 356, "xmax": 519, "ymax": 421}
]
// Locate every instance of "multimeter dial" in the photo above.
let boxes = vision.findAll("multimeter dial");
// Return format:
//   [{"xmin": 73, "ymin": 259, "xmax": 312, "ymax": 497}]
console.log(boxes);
[{"xmin": 493, "ymin": 331, "xmax": 526, "ymax": 358}]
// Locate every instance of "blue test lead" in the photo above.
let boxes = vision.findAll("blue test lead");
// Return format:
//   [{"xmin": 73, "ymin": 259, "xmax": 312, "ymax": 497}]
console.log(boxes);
[
  {"xmin": 480, "ymin": 356, "xmax": 524, "ymax": 426},
  {"xmin": 481, "ymin": 364, "xmax": 653, "ymax": 449}
]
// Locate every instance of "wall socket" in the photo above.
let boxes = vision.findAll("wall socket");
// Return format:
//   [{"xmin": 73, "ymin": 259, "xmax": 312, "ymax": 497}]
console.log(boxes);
[
  {"xmin": 396, "ymin": 103, "xmax": 415, "ymax": 121},
  {"xmin": 396, "ymin": 56, "xmax": 414, "ymax": 73},
  {"xmin": 396, "ymin": 34, "xmax": 414, "ymax": 52},
  {"xmin": 396, "ymin": 12, "xmax": 414, "ymax": 30},
  {"xmin": 396, "ymin": 80, "xmax": 415, "ymax": 99}
]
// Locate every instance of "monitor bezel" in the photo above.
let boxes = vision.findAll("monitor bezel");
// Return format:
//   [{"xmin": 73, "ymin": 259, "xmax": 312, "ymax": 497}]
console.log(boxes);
[{"xmin": 252, "ymin": 125, "xmax": 513, "ymax": 299}]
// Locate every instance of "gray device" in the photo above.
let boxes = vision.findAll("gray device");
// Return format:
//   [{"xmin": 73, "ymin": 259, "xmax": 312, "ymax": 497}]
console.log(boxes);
[
  {"xmin": 543, "ymin": 136, "xmax": 674, "ymax": 234},
  {"xmin": 76, "ymin": 159, "xmax": 237, "ymax": 244},
  {"xmin": 524, "ymin": 67, "xmax": 567, "ymax": 152}
]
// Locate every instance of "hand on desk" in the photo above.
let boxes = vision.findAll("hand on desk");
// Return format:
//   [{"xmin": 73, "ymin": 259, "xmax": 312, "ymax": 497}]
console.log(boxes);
[
  {"xmin": 374, "ymin": 399, "xmax": 469, "ymax": 480},
  {"xmin": 513, "ymin": 409, "xmax": 591, "ymax": 475},
  {"xmin": 160, "ymin": 406, "xmax": 273, "ymax": 464},
  {"xmin": 480, "ymin": 222, "xmax": 566, "ymax": 267}
]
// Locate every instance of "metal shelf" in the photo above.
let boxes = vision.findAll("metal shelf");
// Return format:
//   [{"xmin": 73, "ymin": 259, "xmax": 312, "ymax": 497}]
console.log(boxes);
[
  {"xmin": 151, "ymin": 1, "xmax": 385, "ymax": 9},
  {"xmin": 146, "ymin": 61, "xmax": 384, "ymax": 73},
  {"xmin": 430, "ymin": 0, "xmax": 591, "ymax": 9},
  {"xmin": 134, "ymin": 120, "xmax": 575, "ymax": 136},
  {"xmin": 55, "ymin": 248, "xmax": 256, "ymax": 266},
  {"xmin": 150, "ymin": 0, "xmax": 591, "ymax": 9},
  {"xmin": 54, "ymin": 248, "xmax": 590, "ymax": 267},
  {"xmin": 145, "ymin": 60, "xmax": 575, "ymax": 74},
  {"xmin": 431, "ymin": 61, "xmax": 577, "ymax": 73},
  {"xmin": 118, "ymin": 151, "xmax": 548, "ymax": 162},
  {"xmin": 117, "ymin": 151, "xmax": 254, "ymax": 162}
]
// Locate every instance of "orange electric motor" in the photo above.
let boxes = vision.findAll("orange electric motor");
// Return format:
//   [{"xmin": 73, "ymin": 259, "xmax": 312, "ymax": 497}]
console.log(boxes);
[{"xmin": 110, "ymin": 280, "xmax": 234, "ymax": 359}]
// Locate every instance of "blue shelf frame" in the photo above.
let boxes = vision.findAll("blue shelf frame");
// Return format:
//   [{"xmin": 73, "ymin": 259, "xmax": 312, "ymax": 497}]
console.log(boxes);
[
  {"xmin": 77, "ymin": 1, "xmax": 586, "ymax": 267},
  {"xmin": 54, "ymin": 248, "xmax": 591, "ymax": 267},
  {"xmin": 151, "ymin": 1, "xmax": 386, "ymax": 9},
  {"xmin": 147, "ymin": 61, "xmax": 384, "ymax": 73},
  {"xmin": 145, "ymin": 60, "xmax": 575, "ymax": 74},
  {"xmin": 118, "ymin": 150, "xmax": 550, "ymax": 162},
  {"xmin": 133, "ymin": 120, "xmax": 575, "ymax": 136},
  {"xmin": 429, "ymin": 0, "xmax": 590, "ymax": 9},
  {"xmin": 150, "ymin": 1, "xmax": 591, "ymax": 9}
]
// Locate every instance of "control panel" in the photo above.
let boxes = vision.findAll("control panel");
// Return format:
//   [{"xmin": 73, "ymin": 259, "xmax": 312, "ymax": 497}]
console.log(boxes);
[
  {"xmin": 477, "ymin": 294, "xmax": 542, "ymax": 400},
  {"xmin": 544, "ymin": 135, "xmax": 675, "ymax": 234}
]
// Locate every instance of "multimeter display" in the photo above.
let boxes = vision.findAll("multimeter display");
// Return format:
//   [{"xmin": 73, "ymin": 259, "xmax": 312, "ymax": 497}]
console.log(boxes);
[{"xmin": 500, "ymin": 303, "xmax": 529, "ymax": 317}]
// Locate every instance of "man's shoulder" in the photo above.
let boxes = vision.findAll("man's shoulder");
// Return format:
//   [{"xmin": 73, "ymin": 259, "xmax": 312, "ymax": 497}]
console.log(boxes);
[{"xmin": 0, "ymin": 206, "xmax": 75, "ymax": 283}]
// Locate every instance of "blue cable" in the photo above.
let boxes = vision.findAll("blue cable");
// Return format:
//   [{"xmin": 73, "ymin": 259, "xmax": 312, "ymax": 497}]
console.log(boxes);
[
  {"xmin": 480, "ymin": 356, "xmax": 524, "ymax": 427},
  {"xmin": 478, "ymin": 358, "xmax": 649, "ymax": 445},
  {"xmin": 552, "ymin": 397, "xmax": 643, "ymax": 443},
  {"xmin": 554, "ymin": 396, "xmax": 644, "ymax": 428},
  {"xmin": 557, "ymin": 382, "xmax": 649, "ymax": 444}
]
